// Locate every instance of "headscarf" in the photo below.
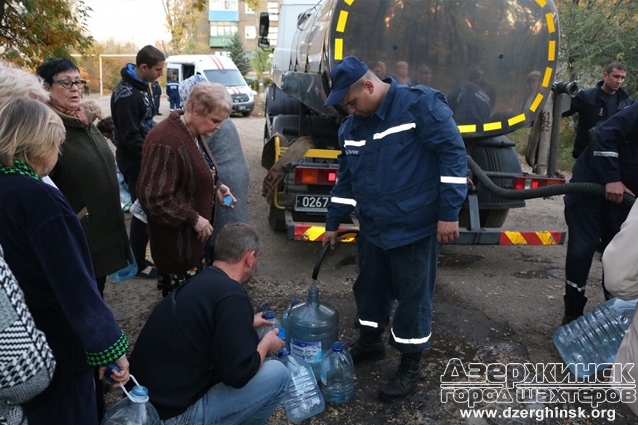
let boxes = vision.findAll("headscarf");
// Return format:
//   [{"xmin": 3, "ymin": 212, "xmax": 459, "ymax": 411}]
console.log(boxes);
[{"xmin": 178, "ymin": 75, "xmax": 208, "ymax": 106}]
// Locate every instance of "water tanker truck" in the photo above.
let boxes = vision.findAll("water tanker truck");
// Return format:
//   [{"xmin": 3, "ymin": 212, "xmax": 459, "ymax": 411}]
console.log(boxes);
[{"xmin": 259, "ymin": 0, "xmax": 577, "ymax": 245}]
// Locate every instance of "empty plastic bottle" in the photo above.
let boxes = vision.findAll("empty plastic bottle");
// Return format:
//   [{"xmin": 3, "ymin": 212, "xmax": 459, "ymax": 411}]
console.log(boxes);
[
  {"xmin": 108, "ymin": 246, "xmax": 138, "ymax": 283},
  {"xmin": 288, "ymin": 285, "xmax": 339, "ymax": 377},
  {"xmin": 101, "ymin": 375, "xmax": 160, "ymax": 425},
  {"xmin": 277, "ymin": 348, "xmax": 325, "ymax": 423},
  {"xmin": 320, "ymin": 341, "xmax": 354, "ymax": 404},
  {"xmin": 553, "ymin": 297, "xmax": 638, "ymax": 378},
  {"xmin": 116, "ymin": 168, "xmax": 132, "ymax": 212},
  {"xmin": 256, "ymin": 310, "xmax": 282, "ymax": 340}
]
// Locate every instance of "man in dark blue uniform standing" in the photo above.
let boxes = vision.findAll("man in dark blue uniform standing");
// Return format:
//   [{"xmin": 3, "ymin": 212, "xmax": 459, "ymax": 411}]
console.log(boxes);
[
  {"xmin": 562, "ymin": 102, "xmax": 638, "ymax": 325},
  {"xmin": 322, "ymin": 56, "xmax": 468, "ymax": 401},
  {"xmin": 563, "ymin": 62, "xmax": 633, "ymax": 159}
]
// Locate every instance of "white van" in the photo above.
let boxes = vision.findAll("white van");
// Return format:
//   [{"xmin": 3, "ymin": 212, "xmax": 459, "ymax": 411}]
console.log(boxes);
[{"xmin": 165, "ymin": 55, "xmax": 255, "ymax": 116}]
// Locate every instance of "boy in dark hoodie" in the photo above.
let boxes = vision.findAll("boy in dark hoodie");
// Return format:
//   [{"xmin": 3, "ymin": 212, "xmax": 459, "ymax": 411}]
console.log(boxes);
[{"xmin": 111, "ymin": 45, "xmax": 165, "ymax": 279}]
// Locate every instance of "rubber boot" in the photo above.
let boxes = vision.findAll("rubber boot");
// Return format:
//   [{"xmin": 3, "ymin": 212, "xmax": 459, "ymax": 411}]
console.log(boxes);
[
  {"xmin": 349, "ymin": 331, "xmax": 386, "ymax": 363},
  {"xmin": 561, "ymin": 295, "xmax": 588, "ymax": 325},
  {"xmin": 378, "ymin": 352, "xmax": 422, "ymax": 401}
]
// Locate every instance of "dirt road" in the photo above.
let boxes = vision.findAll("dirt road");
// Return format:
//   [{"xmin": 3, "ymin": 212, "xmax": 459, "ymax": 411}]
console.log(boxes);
[{"xmin": 97, "ymin": 95, "xmax": 630, "ymax": 424}]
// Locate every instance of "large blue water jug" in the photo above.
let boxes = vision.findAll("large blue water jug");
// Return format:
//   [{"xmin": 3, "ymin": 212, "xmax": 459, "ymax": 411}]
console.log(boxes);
[
  {"xmin": 277, "ymin": 349, "xmax": 325, "ymax": 423},
  {"xmin": 288, "ymin": 285, "xmax": 339, "ymax": 377},
  {"xmin": 320, "ymin": 341, "xmax": 354, "ymax": 404},
  {"xmin": 101, "ymin": 375, "xmax": 160, "ymax": 425},
  {"xmin": 280, "ymin": 296, "xmax": 305, "ymax": 349},
  {"xmin": 553, "ymin": 297, "xmax": 638, "ymax": 378}
]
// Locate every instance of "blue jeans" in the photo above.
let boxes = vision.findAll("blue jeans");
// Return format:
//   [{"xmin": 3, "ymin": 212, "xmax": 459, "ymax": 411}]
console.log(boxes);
[
  {"xmin": 353, "ymin": 233, "xmax": 440, "ymax": 353},
  {"xmin": 162, "ymin": 360, "xmax": 290, "ymax": 425}
]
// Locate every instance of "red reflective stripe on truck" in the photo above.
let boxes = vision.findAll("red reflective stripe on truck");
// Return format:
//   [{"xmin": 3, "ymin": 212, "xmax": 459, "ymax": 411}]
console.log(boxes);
[{"xmin": 499, "ymin": 231, "xmax": 565, "ymax": 245}]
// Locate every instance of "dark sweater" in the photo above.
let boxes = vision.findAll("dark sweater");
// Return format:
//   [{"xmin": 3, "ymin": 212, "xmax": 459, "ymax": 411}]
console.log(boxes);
[
  {"xmin": 49, "ymin": 110, "xmax": 129, "ymax": 278},
  {"xmin": 0, "ymin": 174, "xmax": 127, "ymax": 358},
  {"xmin": 137, "ymin": 111, "xmax": 216, "ymax": 273},
  {"xmin": 129, "ymin": 266, "xmax": 261, "ymax": 420},
  {"xmin": 111, "ymin": 64, "xmax": 156, "ymax": 176}
]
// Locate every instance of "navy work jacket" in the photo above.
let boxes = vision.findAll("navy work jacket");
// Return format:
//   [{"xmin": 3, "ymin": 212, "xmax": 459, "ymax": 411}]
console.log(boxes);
[
  {"xmin": 325, "ymin": 80, "xmax": 468, "ymax": 250},
  {"xmin": 573, "ymin": 102, "xmax": 638, "ymax": 196}
]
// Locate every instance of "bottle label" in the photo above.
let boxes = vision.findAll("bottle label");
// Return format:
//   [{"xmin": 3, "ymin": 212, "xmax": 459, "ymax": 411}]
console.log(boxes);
[{"xmin": 290, "ymin": 339, "xmax": 322, "ymax": 363}]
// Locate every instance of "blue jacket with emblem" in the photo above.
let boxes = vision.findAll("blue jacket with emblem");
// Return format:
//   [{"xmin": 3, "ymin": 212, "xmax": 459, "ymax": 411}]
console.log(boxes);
[{"xmin": 325, "ymin": 80, "xmax": 468, "ymax": 250}]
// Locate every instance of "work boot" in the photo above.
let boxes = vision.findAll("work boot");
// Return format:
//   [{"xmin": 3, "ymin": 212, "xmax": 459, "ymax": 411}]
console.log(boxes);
[
  {"xmin": 378, "ymin": 352, "xmax": 423, "ymax": 401},
  {"xmin": 561, "ymin": 295, "xmax": 588, "ymax": 325},
  {"xmin": 349, "ymin": 332, "xmax": 385, "ymax": 363}
]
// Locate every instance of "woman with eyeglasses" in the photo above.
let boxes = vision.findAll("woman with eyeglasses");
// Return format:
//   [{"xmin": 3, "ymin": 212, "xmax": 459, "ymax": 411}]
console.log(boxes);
[{"xmin": 36, "ymin": 58, "xmax": 132, "ymax": 421}]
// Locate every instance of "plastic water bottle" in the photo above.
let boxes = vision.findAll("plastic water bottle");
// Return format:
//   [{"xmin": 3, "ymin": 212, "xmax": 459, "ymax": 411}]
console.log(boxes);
[
  {"xmin": 108, "ymin": 246, "xmax": 138, "ymax": 282},
  {"xmin": 101, "ymin": 375, "xmax": 160, "ymax": 425},
  {"xmin": 277, "ymin": 349, "xmax": 325, "ymax": 423},
  {"xmin": 553, "ymin": 297, "xmax": 638, "ymax": 378},
  {"xmin": 288, "ymin": 285, "xmax": 339, "ymax": 378},
  {"xmin": 116, "ymin": 168, "xmax": 132, "ymax": 212},
  {"xmin": 256, "ymin": 310, "xmax": 282, "ymax": 340},
  {"xmin": 320, "ymin": 341, "xmax": 354, "ymax": 404}
]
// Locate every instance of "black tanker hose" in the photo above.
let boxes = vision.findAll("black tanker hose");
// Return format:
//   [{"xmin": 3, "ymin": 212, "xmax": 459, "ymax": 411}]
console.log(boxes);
[
  {"xmin": 312, "ymin": 229, "xmax": 360, "ymax": 280},
  {"xmin": 466, "ymin": 156, "xmax": 635, "ymax": 205}
]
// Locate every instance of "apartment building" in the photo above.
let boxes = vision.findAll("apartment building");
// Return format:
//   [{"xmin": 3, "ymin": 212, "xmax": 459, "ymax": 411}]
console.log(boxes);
[{"xmin": 208, "ymin": 0, "xmax": 280, "ymax": 54}]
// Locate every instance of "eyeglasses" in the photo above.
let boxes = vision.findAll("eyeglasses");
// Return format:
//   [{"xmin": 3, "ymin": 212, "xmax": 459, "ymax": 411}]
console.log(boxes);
[{"xmin": 53, "ymin": 79, "xmax": 87, "ymax": 89}]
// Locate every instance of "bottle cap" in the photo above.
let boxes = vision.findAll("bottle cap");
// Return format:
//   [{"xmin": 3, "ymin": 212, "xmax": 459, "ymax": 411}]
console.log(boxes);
[
  {"xmin": 263, "ymin": 310, "xmax": 276, "ymax": 320},
  {"xmin": 223, "ymin": 195, "xmax": 233, "ymax": 206},
  {"xmin": 331, "ymin": 341, "xmax": 344, "ymax": 352}
]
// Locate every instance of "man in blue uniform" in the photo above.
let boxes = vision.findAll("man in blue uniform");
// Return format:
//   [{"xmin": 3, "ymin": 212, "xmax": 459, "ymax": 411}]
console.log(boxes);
[
  {"xmin": 322, "ymin": 56, "xmax": 468, "ymax": 401},
  {"xmin": 562, "ymin": 102, "xmax": 638, "ymax": 325}
]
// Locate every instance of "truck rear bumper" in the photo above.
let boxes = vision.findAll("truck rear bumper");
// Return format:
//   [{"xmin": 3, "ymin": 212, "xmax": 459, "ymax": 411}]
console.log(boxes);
[{"xmin": 451, "ymin": 229, "xmax": 566, "ymax": 245}]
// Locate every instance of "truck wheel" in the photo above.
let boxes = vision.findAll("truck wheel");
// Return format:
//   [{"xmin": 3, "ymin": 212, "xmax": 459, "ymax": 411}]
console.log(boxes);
[
  {"xmin": 268, "ymin": 206, "xmax": 286, "ymax": 231},
  {"xmin": 458, "ymin": 208, "xmax": 509, "ymax": 228}
]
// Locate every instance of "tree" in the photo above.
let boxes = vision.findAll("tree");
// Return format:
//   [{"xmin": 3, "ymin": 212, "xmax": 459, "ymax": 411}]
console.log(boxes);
[
  {"xmin": 229, "ymin": 33, "xmax": 251, "ymax": 75},
  {"xmin": 162, "ymin": 0, "xmax": 208, "ymax": 55},
  {"xmin": 556, "ymin": 0, "xmax": 638, "ymax": 94},
  {"xmin": 251, "ymin": 48, "xmax": 271, "ymax": 78},
  {"xmin": 0, "ymin": 0, "xmax": 94, "ymax": 68}
]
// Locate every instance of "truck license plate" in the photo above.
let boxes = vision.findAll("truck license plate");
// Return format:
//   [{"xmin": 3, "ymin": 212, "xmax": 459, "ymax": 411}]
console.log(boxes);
[{"xmin": 294, "ymin": 195, "xmax": 330, "ymax": 213}]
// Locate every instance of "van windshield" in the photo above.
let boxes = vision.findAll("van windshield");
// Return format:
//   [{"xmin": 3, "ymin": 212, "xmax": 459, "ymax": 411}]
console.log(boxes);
[{"xmin": 204, "ymin": 69, "xmax": 246, "ymax": 87}]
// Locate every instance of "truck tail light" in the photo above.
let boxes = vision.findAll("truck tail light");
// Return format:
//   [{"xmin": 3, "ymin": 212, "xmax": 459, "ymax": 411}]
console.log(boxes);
[
  {"xmin": 513, "ymin": 175, "xmax": 565, "ymax": 190},
  {"xmin": 295, "ymin": 166, "xmax": 337, "ymax": 185}
]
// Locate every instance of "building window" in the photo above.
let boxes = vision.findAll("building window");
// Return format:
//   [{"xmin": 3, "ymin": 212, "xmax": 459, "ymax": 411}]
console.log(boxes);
[
  {"xmin": 245, "ymin": 25, "xmax": 256, "ymax": 39},
  {"xmin": 210, "ymin": 22, "xmax": 238, "ymax": 37},
  {"xmin": 245, "ymin": 4, "xmax": 255, "ymax": 14},
  {"xmin": 268, "ymin": 1, "xmax": 278, "ymax": 21},
  {"xmin": 269, "ymin": 25, "xmax": 278, "ymax": 46},
  {"xmin": 210, "ymin": 0, "xmax": 238, "ymax": 11}
]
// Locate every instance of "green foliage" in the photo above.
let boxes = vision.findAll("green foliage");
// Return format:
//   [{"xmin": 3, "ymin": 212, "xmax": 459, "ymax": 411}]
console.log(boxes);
[
  {"xmin": 0, "ymin": 0, "xmax": 94, "ymax": 68},
  {"xmin": 229, "ymin": 33, "xmax": 252, "ymax": 75},
  {"xmin": 251, "ymin": 48, "xmax": 271, "ymax": 77},
  {"xmin": 162, "ymin": 0, "xmax": 208, "ymax": 55},
  {"xmin": 556, "ymin": 0, "xmax": 638, "ymax": 95}
]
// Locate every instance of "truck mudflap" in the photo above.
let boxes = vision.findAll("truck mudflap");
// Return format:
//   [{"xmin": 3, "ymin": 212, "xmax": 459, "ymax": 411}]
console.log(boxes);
[{"xmin": 452, "ymin": 229, "xmax": 566, "ymax": 245}]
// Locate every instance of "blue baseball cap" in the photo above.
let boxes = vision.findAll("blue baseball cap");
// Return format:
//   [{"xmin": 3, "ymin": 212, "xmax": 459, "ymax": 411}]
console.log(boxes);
[{"xmin": 324, "ymin": 56, "xmax": 369, "ymax": 106}]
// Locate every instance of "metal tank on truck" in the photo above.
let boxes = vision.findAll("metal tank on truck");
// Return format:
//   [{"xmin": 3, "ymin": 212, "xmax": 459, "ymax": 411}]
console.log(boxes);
[{"xmin": 259, "ymin": 0, "xmax": 570, "ymax": 245}]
